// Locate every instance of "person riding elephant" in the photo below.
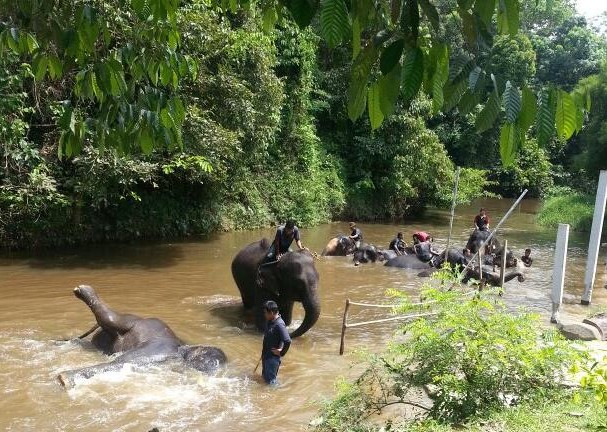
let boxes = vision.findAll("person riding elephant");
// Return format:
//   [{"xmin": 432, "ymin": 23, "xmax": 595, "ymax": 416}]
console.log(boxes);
[
  {"xmin": 232, "ymin": 239, "xmax": 320, "ymax": 338},
  {"xmin": 348, "ymin": 222, "xmax": 363, "ymax": 249},
  {"xmin": 265, "ymin": 219, "xmax": 305, "ymax": 263},
  {"xmin": 57, "ymin": 285, "xmax": 227, "ymax": 388},
  {"xmin": 321, "ymin": 235, "xmax": 356, "ymax": 256},
  {"xmin": 389, "ymin": 232, "xmax": 408, "ymax": 255},
  {"xmin": 474, "ymin": 208, "xmax": 490, "ymax": 231},
  {"xmin": 411, "ymin": 231, "xmax": 439, "ymax": 263}
]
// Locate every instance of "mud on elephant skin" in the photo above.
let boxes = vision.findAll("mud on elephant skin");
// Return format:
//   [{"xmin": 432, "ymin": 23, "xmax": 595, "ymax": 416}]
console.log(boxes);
[
  {"xmin": 321, "ymin": 235, "xmax": 356, "ymax": 256},
  {"xmin": 231, "ymin": 239, "xmax": 320, "ymax": 338},
  {"xmin": 57, "ymin": 285, "xmax": 227, "ymax": 388}
]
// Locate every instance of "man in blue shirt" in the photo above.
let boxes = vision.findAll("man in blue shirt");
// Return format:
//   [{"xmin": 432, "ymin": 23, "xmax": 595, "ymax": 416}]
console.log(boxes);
[{"xmin": 261, "ymin": 300, "xmax": 291, "ymax": 385}]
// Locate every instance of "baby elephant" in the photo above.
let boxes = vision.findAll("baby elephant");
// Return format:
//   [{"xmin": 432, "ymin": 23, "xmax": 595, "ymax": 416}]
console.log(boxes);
[{"xmin": 57, "ymin": 285, "xmax": 227, "ymax": 387}]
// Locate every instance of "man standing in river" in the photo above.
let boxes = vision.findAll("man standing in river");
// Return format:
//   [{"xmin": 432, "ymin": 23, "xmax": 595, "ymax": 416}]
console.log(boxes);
[{"xmin": 261, "ymin": 300, "xmax": 291, "ymax": 386}]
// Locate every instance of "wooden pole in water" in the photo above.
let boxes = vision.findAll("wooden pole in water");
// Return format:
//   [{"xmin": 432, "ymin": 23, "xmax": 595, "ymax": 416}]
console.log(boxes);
[
  {"xmin": 445, "ymin": 167, "xmax": 461, "ymax": 257},
  {"xmin": 582, "ymin": 170, "xmax": 607, "ymax": 305},
  {"xmin": 500, "ymin": 240, "xmax": 508, "ymax": 292},
  {"xmin": 478, "ymin": 248, "xmax": 483, "ymax": 281},
  {"xmin": 339, "ymin": 299, "xmax": 351, "ymax": 355},
  {"xmin": 551, "ymin": 224, "xmax": 570, "ymax": 323}
]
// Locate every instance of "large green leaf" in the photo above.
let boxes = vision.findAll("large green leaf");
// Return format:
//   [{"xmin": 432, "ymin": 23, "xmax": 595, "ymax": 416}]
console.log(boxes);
[
  {"xmin": 444, "ymin": 78, "xmax": 468, "ymax": 112},
  {"xmin": 475, "ymin": 91, "xmax": 500, "ymax": 133},
  {"xmin": 517, "ymin": 86, "xmax": 536, "ymax": 134},
  {"xmin": 418, "ymin": 0, "xmax": 439, "ymax": 30},
  {"xmin": 468, "ymin": 66, "xmax": 482, "ymax": 90},
  {"xmin": 320, "ymin": 0, "xmax": 350, "ymax": 48},
  {"xmin": 401, "ymin": 47, "xmax": 424, "ymax": 103},
  {"xmin": 458, "ymin": 90, "xmax": 480, "ymax": 115},
  {"xmin": 368, "ymin": 81, "xmax": 384, "ymax": 130},
  {"xmin": 431, "ymin": 43, "xmax": 449, "ymax": 114},
  {"xmin": 497, "ymin": 0, "xmax": 520, "ymax": 36},
  {"xmin": 555, "ymin": 89, "xmax": 577, "ymax": 140},
  {"xmin": 500, "ymin": 122, "xmax": 519, "ymax": 167},
  {"xmin": 352, "ymin": 17, "xmax": 361, "ymax": 58},
  {"xmin": 380, "ymin": 39, "xmax": 404, "ymax": 75},
  {"xmin": 502, "ymin": 80, "xmax": 521, "ymax": 123},
  {"xmin": 537, "ymin": 88, "xmax": 556, "ymax": 147},
  {"xmin": 400, "ymin": 0, "xmax": 420, "ymax": 43},
  {"xmin": 284, "ymin": 0, "xmax": 320, "ymax": 28},
  {"xmin": 379, "ymin": 64, "xmax": 402, "ymax": 116},
  {"xmin": 348, "ymin": 45, "xmax": 379, "ymax": 121},
  {"xmin": 474, "ymin": 0, "xmax": 496, "ymax": 25}
]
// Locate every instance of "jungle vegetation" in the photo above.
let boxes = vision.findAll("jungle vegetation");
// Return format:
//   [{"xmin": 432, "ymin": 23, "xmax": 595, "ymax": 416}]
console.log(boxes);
[{"xmin": 0, "ymin": 0, "xmax": 605, "ymax": 247}]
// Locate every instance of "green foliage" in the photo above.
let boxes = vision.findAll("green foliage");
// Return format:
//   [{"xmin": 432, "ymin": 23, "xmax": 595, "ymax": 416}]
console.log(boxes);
[
  {"xmin": 0, "ymin": 0, "xmax": 192, "ymax": 155},
  {"xmin": 577, "ymin": 356, "xmax": 607, "ymax": 425},
  {"xmin": 313, "ymin": 269, "xmax": 582, "ymax": 430},
  {"xmin": 536, "ymin": 192, "xmax": 594, "ymax": 232}
]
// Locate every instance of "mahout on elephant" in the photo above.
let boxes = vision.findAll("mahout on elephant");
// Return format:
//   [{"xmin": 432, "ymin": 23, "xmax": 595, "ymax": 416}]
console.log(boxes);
[
  {"xmin": 231, "ymin": 239, "xmax": 320, "ymax": 338},
  {"xmin": 321, "ymin": 235, "xmax": 357, "ymax": 256},
  {"xmin": 57, "ymin": 285, "xmax": 227, "ymax": 388}
]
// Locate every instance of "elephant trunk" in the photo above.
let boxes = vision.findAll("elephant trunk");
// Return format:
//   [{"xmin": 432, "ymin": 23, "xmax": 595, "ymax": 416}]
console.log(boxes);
[
  {"xmin": 290, "ymin": 285, "xmax": 321, "ymax": 339},
  {"xmin": 504, "ymin": 272, "xmax": 524, "ymax": 283}
]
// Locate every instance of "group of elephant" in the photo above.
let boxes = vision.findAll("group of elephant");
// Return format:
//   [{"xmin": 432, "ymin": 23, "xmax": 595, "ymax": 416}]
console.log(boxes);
[
  {"xmin": 56, "ymin": 229, "xmax": 527, "ymax": 388},
  {"xmin": 321, "ymin": 229, "xmax": 527, "ymax": 285}
]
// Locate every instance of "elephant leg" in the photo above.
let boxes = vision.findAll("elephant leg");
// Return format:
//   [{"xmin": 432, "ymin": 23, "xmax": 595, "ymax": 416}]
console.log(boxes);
[
  {"xmin": 74, "ymin": 285, "xmax": 140, "ymax": 336},
  {"xmin": 279, "ymin": 300, "xmax": 295, "ymax": 326}
]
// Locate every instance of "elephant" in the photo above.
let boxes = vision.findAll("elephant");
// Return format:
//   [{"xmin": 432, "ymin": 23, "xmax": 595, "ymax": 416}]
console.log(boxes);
[
  {"xmin": 57, "ymin": 285, "xmax": 227, "ymax": 388},
  {"xmin": 384, "ymin": 254, "xmax": 434, "ymax": 270},
  {"xmin": 321, "ymin": 235, "xmax": 356, "ymax": 256},
  {"xmin": 465, "ymin": 230, "xmax": 518, "ymax": 268},
  {"xmin": 462, "ymin": 268, "xmax": 525, "ymax": 287},
  {"xmin": 231, "ymin": 239, "xmax": 320, "ymax": 338},
  {"xmin": 352, "ymin": 244, "xmax": 397, "ymax": 266},
  {"xmin": 418, "ymin": 267, "xmax": 525, "ymax": 287}
]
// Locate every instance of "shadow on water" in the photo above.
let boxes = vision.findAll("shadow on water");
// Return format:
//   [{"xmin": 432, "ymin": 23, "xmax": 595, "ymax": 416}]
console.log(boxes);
[{"xmin": 0, "ymin": 241, "xmax": 187, "ymax": 270}]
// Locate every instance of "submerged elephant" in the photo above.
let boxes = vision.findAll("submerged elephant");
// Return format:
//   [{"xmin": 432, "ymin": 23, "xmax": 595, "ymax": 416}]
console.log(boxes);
[
  {"xmin": 352, "ymin": 244, "xmax": 397, "ymax": 266},
  {"xmin": 321, "ymin": 235, "xmax": 356, "ymax": 256},
  {"xmin": 57, "ymin": 285, "xmax": 227, "ymax": 388},
  {"xmin": 462, "ymin": 268, "xmax": 525, "ymax": 286},
  {"xmin": 384, "ymin": 254, "xmax": 433, "ymax": 270},
  {"xmin": 231, "ymin": 239, "xmax": 320, "ymax": 338}
]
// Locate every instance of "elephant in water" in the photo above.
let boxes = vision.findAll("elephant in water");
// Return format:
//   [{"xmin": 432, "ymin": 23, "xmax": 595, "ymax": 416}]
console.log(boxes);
[
  {"xmin": 231, "ymin": 239, "xmax": 320, "ymax": 338},
  {"xmin": 352, "ymin": 244, "xmax": 397, "ymax": 266},
  {"xmin": 321, "ymin": 235, "xmax": 356, "ymax": 256},
  {"xmin": 57, "ymin": 285, "xmax": 227, "ymax": 388},
  {"xmin": 465, "ymin": 229, "xmax": 518, "ymax": 268}
]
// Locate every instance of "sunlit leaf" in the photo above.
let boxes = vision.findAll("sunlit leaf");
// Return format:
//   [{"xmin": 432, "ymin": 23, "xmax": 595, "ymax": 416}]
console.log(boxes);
[
  {"xmin": 500, "ymin": 122, "xmax": 519, "ymax": 167},
  {"xmin": 368, "ymin": 81, "xmax": 384, "ymax": 130},
  {"xmin": 502, "ymin": 81, "xmax": 521, "ymax": 124},
  {"xmin": 320, "ymin": 0, "xmax": 350, "ymax": 48},
  {"xmin": 348, "ymin": 45, "xmax": 379, "ymax": 121},
  {"xmin": 555, "ymin": 89, "xmax": 577, "ymax": 140}
]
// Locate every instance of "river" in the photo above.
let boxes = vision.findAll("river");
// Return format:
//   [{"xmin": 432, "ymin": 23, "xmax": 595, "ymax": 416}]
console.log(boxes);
[{"xmin": 0, "ymin": 198, "xmax": 605, "ymax": 431}]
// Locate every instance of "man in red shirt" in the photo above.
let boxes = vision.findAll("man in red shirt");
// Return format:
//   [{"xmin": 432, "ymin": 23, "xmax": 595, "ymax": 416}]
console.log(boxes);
[{"xmin": 474, "ymin": 208, "xmax": 490, "ymax": 231}]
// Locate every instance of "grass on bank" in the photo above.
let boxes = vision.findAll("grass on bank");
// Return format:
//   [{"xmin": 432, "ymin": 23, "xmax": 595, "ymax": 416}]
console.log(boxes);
[{"xmin": 537, "ymin": 192, "xmax": 594, "ymax": 232}]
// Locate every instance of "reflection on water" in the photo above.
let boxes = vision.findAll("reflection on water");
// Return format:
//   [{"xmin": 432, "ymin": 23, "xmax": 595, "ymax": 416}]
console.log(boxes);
[{"xmin": 0, "ymin": 198, "xmax": 606, "ymax": 431}]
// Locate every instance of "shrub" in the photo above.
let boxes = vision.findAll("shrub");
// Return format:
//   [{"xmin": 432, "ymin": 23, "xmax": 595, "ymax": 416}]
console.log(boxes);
[{"xmin": 536, "ymin": 192, "xmax": 594, "ymax": 231}]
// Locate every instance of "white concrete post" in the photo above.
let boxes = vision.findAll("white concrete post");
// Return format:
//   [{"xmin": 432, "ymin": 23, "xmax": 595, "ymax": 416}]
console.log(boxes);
[
  {"xmin": 582, "ymin": 170, "xmax": 607, "ymax": 305},
  {"xmin": 551, "ymin": 224, "xmax": 569, "ymax": 324}
]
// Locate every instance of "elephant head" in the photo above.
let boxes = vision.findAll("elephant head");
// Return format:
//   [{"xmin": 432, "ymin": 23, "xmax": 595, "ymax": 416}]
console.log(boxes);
[
  {"xmin": 178, "ymin": 345, "xmax": 228, "ymax": 373},
  {"xmin": 352, "ymin": 244, "xmax": 379, "ymax": 266},
  {"xmin": 231, "ymin": 239, "xmax": 321, "ymax": 338},
  {"xmin": 321, "ymin": 235, "xmax": 356, "ymax": 256},
  {"xmin": 465, "ymin": 229, "xmax": 501, "ymax": 255}
]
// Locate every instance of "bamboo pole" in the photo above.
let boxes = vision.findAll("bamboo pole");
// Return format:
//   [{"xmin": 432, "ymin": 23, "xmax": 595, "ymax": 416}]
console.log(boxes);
[
  {"xmin": 499, "ymin": 240, "xmax": 508, "ymax": 291},
  {"xmin": 445, "ymin": 167, "xmax": 461, "ymax": 256}
]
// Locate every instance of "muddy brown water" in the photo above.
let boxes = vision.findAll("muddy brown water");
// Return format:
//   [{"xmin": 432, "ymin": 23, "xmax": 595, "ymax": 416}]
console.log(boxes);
[{"xmin": 1, "ymin": 198, "xmax": 606, "ymax": 431}]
